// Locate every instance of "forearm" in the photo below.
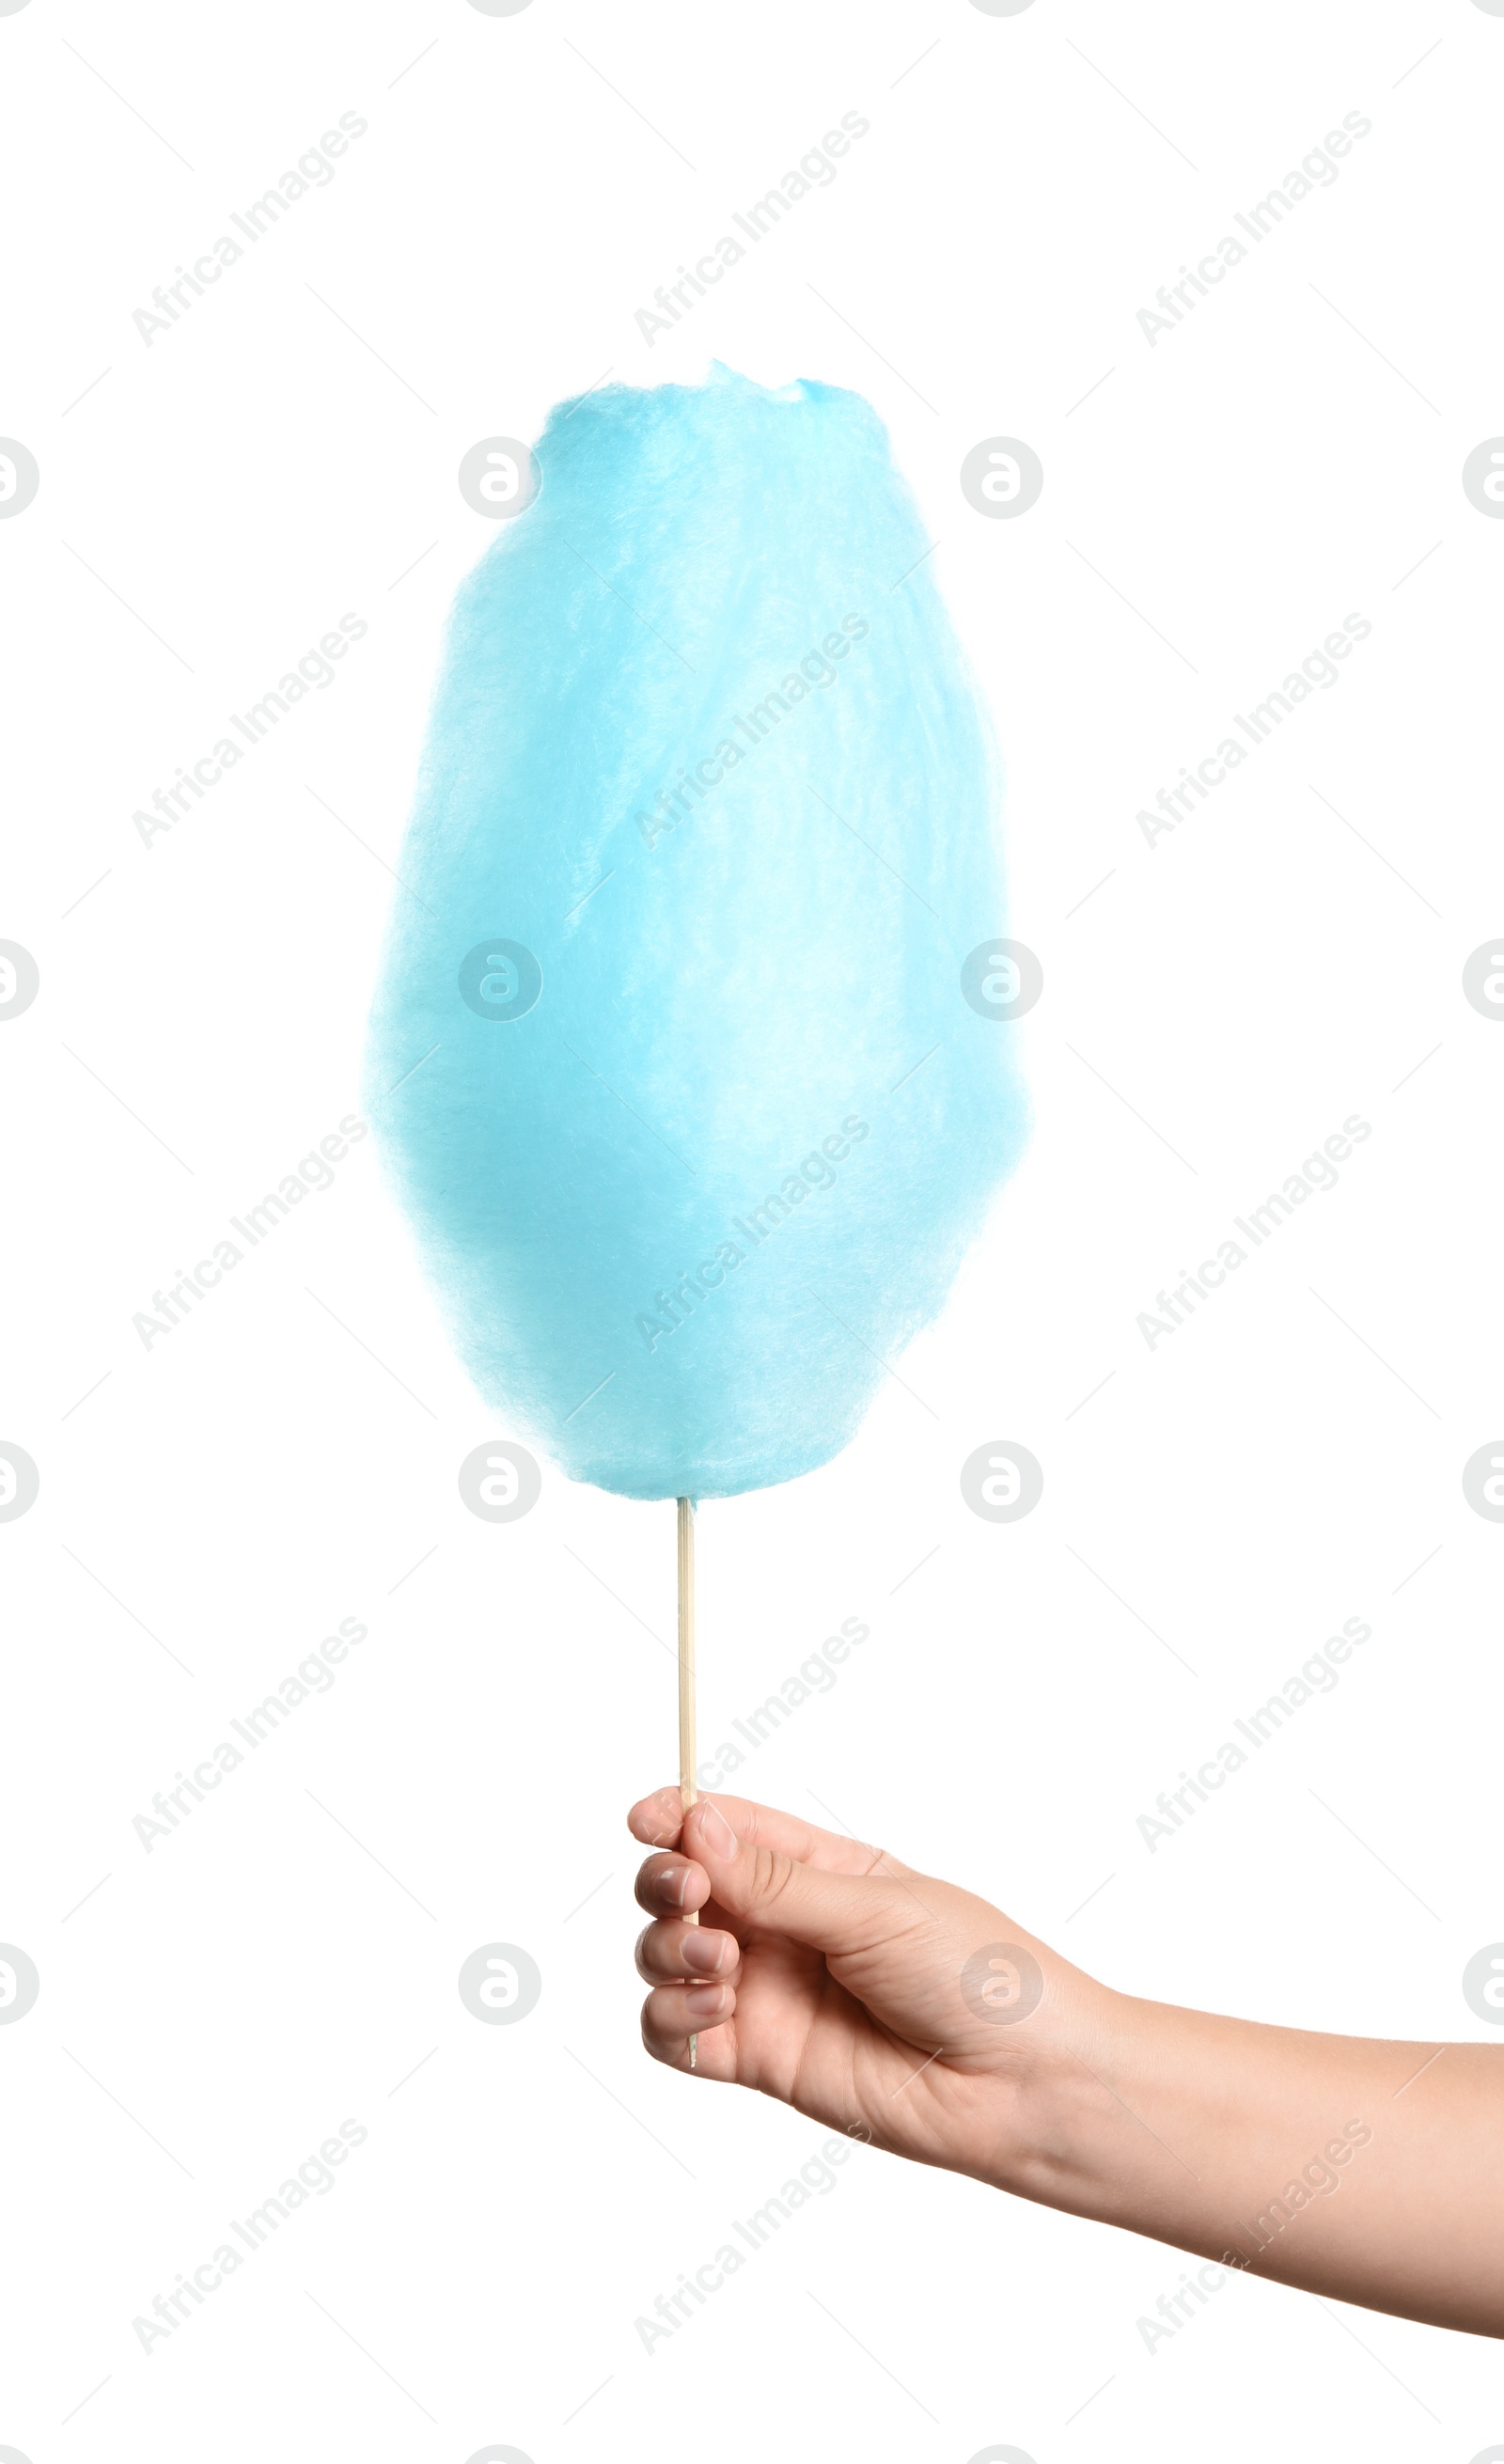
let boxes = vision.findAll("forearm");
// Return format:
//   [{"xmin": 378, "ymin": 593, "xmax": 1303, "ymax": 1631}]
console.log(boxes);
[{"xmin": 991, "ymin": 1986, "xmax": 1504, "ymax": 2336}]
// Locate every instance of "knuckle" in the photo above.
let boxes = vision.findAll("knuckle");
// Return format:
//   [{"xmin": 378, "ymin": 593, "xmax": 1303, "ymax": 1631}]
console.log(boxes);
[{"xmin": 749, "ymin": 1844, "xmax": 798, "ymax": 1913}]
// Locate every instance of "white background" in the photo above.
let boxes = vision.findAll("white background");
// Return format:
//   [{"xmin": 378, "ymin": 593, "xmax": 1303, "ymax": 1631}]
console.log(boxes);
[{"xmin": 3, "ymin": 0, "xmax": 1503, "ymax": 2457}]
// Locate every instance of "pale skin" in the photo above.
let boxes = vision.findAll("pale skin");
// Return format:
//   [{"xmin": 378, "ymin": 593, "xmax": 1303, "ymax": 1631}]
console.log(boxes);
[{"xmin": 629, "ymin": 1788, "xmax": 1504, "ymax": 2339}]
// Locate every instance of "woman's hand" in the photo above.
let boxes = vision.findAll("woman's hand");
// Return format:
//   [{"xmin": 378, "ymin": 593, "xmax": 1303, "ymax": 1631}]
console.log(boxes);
[
  {"xmin": 628, "ymin": 1784, "xmax": 1105, "ymax": 2189},
  {"xmin": 628, "ymin": 1784, "xmax": 1504, "ymax": 2339}
]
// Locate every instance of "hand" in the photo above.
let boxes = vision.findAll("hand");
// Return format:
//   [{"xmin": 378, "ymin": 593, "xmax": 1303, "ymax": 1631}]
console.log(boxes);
[
  {"xmin": 627, "ymin": 1785, "xmax": 1504, "ymax": 2337},
  {"xmin": 627, "ymin": 1785, "xmax": 1104, "ymax": 2186}
]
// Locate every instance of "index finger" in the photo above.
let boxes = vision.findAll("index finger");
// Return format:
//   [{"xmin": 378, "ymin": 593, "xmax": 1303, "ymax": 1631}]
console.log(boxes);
[{"xmin": 627, "ymin": 1785, "xmax": 906, "ymax": 1878}]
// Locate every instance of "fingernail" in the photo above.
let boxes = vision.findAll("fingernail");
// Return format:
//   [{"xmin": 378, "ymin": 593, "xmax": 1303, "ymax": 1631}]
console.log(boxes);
[
  {"xmin": 663, "ymin": 1862, "xmax": 693, "ymax": 1907},
  {"xmin": 680, "ymin": 1929, "xmax": 725, "ymax": 1974},
  {"xmin": 684, "ymin": 1983, "xmax": 728, "ymax": 2020},
  {"xmin": 696, "ymin": 1802, "xmax": 737, "ymax": 1858}
]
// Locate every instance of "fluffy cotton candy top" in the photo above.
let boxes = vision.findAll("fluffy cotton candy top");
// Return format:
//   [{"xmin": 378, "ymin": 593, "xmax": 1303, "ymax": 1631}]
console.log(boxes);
[{"xmin": 367, "ymin": 366, "xmax": 1027, "ymax": 1499}]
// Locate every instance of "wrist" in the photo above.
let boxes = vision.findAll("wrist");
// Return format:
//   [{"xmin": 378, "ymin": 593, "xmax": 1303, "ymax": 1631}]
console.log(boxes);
[{"xmin": 965, "ymin": 1976, "xmax": 1157, "ymax": 2218}]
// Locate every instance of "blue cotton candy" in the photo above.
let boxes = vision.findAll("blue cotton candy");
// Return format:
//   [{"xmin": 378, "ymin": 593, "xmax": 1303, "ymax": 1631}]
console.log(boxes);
[{"xmin": 366, "ymin": 366, "xmax": 1027, "ymax": 1500}]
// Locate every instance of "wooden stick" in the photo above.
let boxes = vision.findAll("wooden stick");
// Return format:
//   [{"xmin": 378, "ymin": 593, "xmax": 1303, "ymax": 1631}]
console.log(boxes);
[{"xmin": 677, "ymin": 1495, "xmax": 698, "ymax": 2070}]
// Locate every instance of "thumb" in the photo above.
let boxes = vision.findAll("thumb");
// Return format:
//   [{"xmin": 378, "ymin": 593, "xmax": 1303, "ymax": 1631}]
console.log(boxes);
[{"xmin": 682, "ymin": 1799, "xmax": 924, "ymax": 1956}]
